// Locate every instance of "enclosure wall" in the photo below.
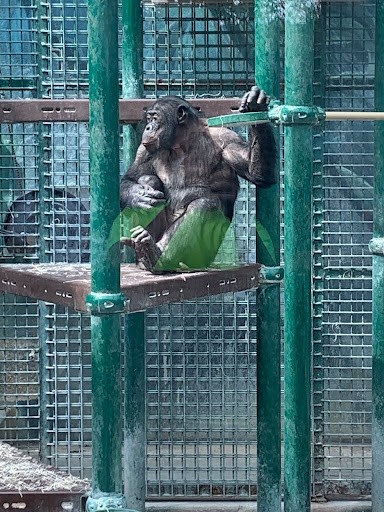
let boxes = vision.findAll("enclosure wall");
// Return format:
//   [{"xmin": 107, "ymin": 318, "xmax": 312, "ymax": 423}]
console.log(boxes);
[{"xmin": 0, "ymin": 0, "xmax": 376, "ymax": 501}]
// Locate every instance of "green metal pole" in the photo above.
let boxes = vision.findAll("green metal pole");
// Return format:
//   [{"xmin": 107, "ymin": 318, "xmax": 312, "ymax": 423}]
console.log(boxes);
[
  {"xmin": 36, "ymin": 0, "xmax": 51, "ymax": 465},
  {"xmin": 254, "ymin": 2, "xmax": 281, "ymax": 511},
  {"xmin": 86, "ymin": 0, "xmax": 127, "ymax": 509},
  {"xmin": 121, "ymin": 1, "xmax": 146, "ymax": 510},
  {"xmin": 122, "ymin": 0, "xmax": 143, "ymax": 170},
  {"xmin": 371, "ymin": 2, "xmax": 384, "ymax": 510},
  {"xmin": 284, "ymin": 2, "xmax": 315, "ymax": 511}
]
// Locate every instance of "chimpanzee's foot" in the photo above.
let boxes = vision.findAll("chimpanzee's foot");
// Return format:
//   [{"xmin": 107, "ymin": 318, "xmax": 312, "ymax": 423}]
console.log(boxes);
[{"xmin": 129, "ymin": 226, "xmax": 162, "ymax": 273}]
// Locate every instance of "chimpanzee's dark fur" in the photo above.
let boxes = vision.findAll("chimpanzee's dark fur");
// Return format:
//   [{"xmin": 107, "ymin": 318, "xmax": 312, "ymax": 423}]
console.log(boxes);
[{"xmin": 120, "ymin": 88, "xmax": 276, "ymax": 273}]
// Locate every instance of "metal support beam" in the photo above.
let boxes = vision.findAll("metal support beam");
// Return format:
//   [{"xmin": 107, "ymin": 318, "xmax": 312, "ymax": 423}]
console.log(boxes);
[
  {"xmin": 121, "ymin": 0, "xmax": 146, "ymax": 510},
  {"xmin": 254, "ymin": 2, "xmax": 282, "ymax": 511},
  {"xmin": 0, "ymin": 98, "xmax": 241, "ymax": 124},
  {"xmin": 85, "ymin": 0, "xmax": 128, "ymax": 509},
  {"xmin": 283, "ymin": 2, "xmax": 315, "ymax": 511},
  {"xmin": 371, "ymin": 3, "xmax": 384, "ymax": 510}
]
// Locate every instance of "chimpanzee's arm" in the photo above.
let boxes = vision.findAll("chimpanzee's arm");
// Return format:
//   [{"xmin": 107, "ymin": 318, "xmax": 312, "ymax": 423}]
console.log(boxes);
[
  {"xmin": 220, "ymin": 86, "xmax": 277, "ymax": 187},
  {"xmin": 246, "ymin": 123, "xmax": 277, "ymax": 187},
  {"xmin": 213, "ymin": 124, "xmax": 277, "ymax": 188},
  {"xmin": 120, "ymin": 147, "xmax": 165, "ymax": 210}
]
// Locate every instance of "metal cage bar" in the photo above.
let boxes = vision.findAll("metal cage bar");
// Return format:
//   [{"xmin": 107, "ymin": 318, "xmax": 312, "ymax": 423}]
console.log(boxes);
[
  {"xmin": 283, "ymin": 1, "xmax": 315, "ymax": 511},
  {"xmin": 254, "ymin": 1, "xmax": 282, "ymax": 512}
]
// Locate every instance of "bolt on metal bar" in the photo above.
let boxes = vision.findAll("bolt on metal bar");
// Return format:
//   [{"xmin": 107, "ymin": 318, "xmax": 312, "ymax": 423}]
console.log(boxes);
[
  {"xmin": 254, "ymin": 1, "xmax": 282, "ymax": 511},
  {"xmin": 371, "ymin": 3, "xmax": 384, "ymax": 511},
  {"xmin": 283, "ymin": 1, "xmax": 315, "ymax": 511}
]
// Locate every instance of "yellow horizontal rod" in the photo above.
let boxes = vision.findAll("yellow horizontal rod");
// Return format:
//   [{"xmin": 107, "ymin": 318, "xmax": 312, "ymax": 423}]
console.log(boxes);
[{"xmin": 326, "ymin": 111, "xmax": 384, "ymax": 121}]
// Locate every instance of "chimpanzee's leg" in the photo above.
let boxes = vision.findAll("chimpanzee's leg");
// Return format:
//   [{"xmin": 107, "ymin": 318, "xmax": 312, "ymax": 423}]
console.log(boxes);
[{"xmin": 125, "ymin": 198, "xmax": 231, "ymax": 273}]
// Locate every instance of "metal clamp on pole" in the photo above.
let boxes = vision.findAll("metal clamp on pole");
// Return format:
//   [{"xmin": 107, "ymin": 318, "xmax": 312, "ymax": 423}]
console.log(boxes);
[
  {"xmin": 268, "ymin": 103, "xmax": 326, "ymax": 125},
  {"xmin": 369, "ymin": 238, "xmax": 384, "ymax": 256},
  {"xmin": 85, "ymin": 493, "xmax": 139, "ymax": 512},
  {"xmin": 86, "ymin": 292, "xmax": 128, "ymax": 315},
  {"xmin": 259, "ymin": 265, "xmax": 284, "ymax": 285},
  {"xmin": 207, "ymin": 103, "xmax": 326, "ymax": 128}
]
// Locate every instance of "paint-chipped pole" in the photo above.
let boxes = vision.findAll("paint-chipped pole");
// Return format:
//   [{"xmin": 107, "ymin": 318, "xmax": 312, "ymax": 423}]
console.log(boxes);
[
  {"xmin": 122, "ymin": 0, "xmax": 146, "ymax": 510},
  {"xmin": 255, "ymin": 1, "xmax": 282, "ymax": 512},
  {"xmin": 86, "ymin": 0, "xmax": 130, "ymax": 510},
  {"xmin": 284, "ymin": 1, "xmax": 315, "ymax": 511},
  {"xmin": 371, "ymin": 2, "xmax": 384, "ymax": 511}
]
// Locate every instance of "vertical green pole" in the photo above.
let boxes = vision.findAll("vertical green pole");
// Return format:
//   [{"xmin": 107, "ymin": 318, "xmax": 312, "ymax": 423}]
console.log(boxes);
[
  {"xmin": 284, "ymin": 2, "xmax": 315, "ymax": 511},
  {"xmin": 254, "ymin": 2, "xmax": 281, "ymax": 511},
  {"xmin": 121, "ymin": 1, "xmax": 146, "ymax": 510},
  {"xmin": 122, "ymin": 0, "xmax": 143, "ymax": 170},
  {"xmin": 86, "ymin": 0, "xmax": 126, "ymax": 508},
  {"xmin": 371, "ymin": 3, "xmax": 384, "ymax": 510},
  {"xmin": 37, "ymin": 0, "xmax": 51, "ymax": 465}
]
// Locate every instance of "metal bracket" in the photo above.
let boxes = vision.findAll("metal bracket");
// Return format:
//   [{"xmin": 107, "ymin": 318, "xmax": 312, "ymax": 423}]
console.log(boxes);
[
  {"xmin": 207, "ymin": 102, "xmax": 326, "ymax": 128},
  {"xmin": 85, "ymin": 493, "xmax": 139, "ymax": 512},
  {"xmin": 259, "ymin": 265, "xmax": 284, "ymax": 285},
  {"xmin": 86, "ymin": 292, "xmax": 127, "ymax": 315},
  {"xmin": 268, "ymin": 103, "xmax": 326, "ymax": 125},
  {"xmin": 369, "ymin": 238, "xmax": 384, "ymax": 256}
]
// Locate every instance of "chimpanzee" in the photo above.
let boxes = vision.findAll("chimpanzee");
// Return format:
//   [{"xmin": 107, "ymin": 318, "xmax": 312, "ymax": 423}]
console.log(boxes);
[{"xmin": 120, "ymin": 86, "xmax": 276, "ymax": 273}]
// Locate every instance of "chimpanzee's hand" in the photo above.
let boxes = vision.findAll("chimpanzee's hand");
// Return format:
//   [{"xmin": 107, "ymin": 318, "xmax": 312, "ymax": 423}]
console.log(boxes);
[
  {"xmin": 239, "ymin": 86, "xmax": 271, "ymax": 113},
  {"xmin": 127, "ymin": 182, "xmax": 165, "ymax": 209}
]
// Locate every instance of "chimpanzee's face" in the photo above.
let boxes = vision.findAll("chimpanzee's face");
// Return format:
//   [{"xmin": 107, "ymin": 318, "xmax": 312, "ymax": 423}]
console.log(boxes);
[{"xmin": 142, "ymin": 108, "xmax": 175, "ymax": 153}]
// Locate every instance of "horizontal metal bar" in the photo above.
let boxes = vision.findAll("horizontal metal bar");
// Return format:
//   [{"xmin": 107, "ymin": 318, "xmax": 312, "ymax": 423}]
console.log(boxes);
[
  {"xmin": 2, "ymin": 98, "xmax": 382, "ymax": 124},
  {"xmin": 326, "ymin": 111, "xmax": 384, "ymax": 121},
  {"xmin": 0, "ymin": 98, "xmax": 240, "ymax": 124}
]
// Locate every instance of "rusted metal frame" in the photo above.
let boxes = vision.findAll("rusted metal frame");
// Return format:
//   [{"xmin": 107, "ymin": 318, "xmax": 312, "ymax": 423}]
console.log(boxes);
[
  {"xmin": 0, "ymin": 98, "xmax": 241, "ymax": 124},
  {"xmin": 0, "ymin": 492, "xmax": 86, "ymax": 512},
  {"xmin": 0, "ymin": 263, "xmax": 261, "ymax": 314}
]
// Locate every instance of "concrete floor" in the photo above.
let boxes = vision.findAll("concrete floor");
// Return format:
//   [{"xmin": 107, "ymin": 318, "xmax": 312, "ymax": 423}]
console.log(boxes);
[{"xmin": 147, "ymin": 500, "xmax": 372, "ymax": 512}]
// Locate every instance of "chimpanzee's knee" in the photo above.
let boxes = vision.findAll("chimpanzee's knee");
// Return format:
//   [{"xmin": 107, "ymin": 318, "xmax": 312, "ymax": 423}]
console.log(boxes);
[{"xmin": 187, "ymin": 197, "xmax": 221, "ymax": 213}]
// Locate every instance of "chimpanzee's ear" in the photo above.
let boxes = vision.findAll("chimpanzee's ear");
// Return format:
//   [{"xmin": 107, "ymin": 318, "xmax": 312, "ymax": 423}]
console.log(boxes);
[{"xmin": 177, "ymin": 105, "xmax": 188, "ymax": 124}]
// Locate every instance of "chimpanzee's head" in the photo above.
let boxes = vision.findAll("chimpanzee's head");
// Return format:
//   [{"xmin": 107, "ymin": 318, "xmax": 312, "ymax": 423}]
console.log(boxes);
[{"xmin": 141, "ymin": 96, "xmax": 200, "ymax": 153}]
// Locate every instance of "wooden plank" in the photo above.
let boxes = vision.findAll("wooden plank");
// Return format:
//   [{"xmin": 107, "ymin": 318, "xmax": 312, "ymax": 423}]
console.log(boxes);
[{"xmin": 0, "ymin": 263, "xmax": 261, "ymax": 313}]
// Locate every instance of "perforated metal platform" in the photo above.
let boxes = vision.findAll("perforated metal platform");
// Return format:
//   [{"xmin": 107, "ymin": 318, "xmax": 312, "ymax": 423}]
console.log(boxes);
[{"xmin": 0, "ymin": 263, "xmax": 261, "ymax": 313}]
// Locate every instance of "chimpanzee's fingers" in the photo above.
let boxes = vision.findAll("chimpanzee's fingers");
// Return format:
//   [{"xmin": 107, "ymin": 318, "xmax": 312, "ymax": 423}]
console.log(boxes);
[
  {"xmin": 257, "ymin": 90, "xmax": 267, "ymax": 104},
  {"xmin": 120, "ymin": 237, "xmax": 135, "ymax": 248},
  {"xmin": 149, "ymin": 198, "xmax": 166, "ymax": 206},
  {"xmin": 141, "ymin": 185, "xmax": 164, "ymax": 198},
  {"xmin": 134, "ymin": 199, "xmax": 154, "ymax": 209},
  {"xmin": 134, "ymin": 229, "xmax": 152, "ymax": 245},
  {"xmin": 134, "ymin": 196, "xmax": 165, "ymax": 209},
  {"xmin": 130, "ymin": 226, "xmax": 145, "ymax": 238},
  {"xmin": 239, "ymin": 86, "xmax": 262, "ymax": 112},
  {"xmin": 249, "ymin": 86, "xmax": 261, "ymax": 101},
  {"xmin": 146, "ymin": 189, "xmax": 165, "ymax": 200},
  {"xmin": 238, "ymin": 92, "xmax": 250, "ymax": 113}
]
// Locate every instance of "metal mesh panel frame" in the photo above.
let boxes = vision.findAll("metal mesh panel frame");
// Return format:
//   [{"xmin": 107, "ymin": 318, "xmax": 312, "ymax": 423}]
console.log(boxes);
[{"xmin": 0, "ymin": 0, "xmax": 377, "ymax": 500}]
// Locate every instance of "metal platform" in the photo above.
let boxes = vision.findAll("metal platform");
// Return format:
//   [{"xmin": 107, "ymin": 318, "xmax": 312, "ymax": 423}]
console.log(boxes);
[{"xmin": 0, "ymin": 263, "xmax": 261, "ymax": 313}]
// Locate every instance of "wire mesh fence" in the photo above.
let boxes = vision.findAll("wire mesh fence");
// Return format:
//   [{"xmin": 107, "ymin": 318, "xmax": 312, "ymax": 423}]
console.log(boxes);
[{"xmin": 0, "ymin": 0, "xmax": 376, "ymax": 500}]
